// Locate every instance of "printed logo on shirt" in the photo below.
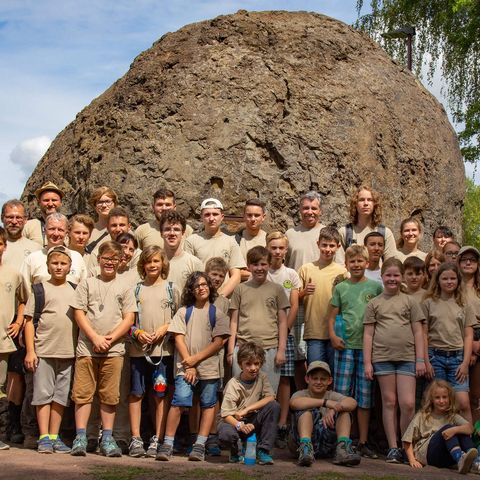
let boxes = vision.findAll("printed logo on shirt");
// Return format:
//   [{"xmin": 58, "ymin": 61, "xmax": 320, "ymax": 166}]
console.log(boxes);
[
  {"xmin": 24, "ymin": 250, "xmax": 32, "ymax": 257},
  {"xmin": 4, "ymin": 282, "xmax": 13, "ymax": 293},
  {"xmin": 283, "ymin": 279, "xmax": 293, "ymax": 290},
  {"xmin": 160, "ymin": 299, "xmax": 170, "ymax": 310},
  {"xmin": 265, "ymin": 297, "xmax": 277, "ymax": 309},
  {"xmin": 116, "ymin": 294, "xmax": 123, "ymax": 307},
  {"xmin": 221, "ymin": 249, "xmax": 231, "ymax": 261},
  {"xmin": 363, "ymin": 292, "xmax": 376, "ymax": 303}
]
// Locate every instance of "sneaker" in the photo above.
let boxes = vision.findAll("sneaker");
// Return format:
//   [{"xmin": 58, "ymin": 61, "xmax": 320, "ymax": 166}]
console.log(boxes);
[
  {"xmin": 37, "ymin": 437, "xmax": 53, "ymax": 454},
  {"xmin": 100, "ymin": 436, "xmax": 122, "ymax": 457},
  {"xmin": 129, "ymin": 436, "xmax": 146, "ymax": 458},
  {"xmin": 52, "ymin": 437, "xmax": 71, "ymax": 454},
  {"xmin": 275, "ymin": 425, "xmax": 288, "ymax": 449},
  {"xmin": 71, "ymin": 435, "xmax": 87, "ymax": 456},
  {"xmin": 257, "ymin": 448, "xmax": 274, "ymax": 465},
  {"xmin": 188, "ymin": 443, "xmax": 206, "ymax": 461},
  {"xmin": 229, "ymin": 451, "xmax": 245, "ymax": 463},
  {"xmin": 471, "ymin": 459, "xmax": 480, "ymax": 474},
  {"xmin": 116, "ymin": 438, "xmax": 129, "ymax": 455},
  {"xmin": 24, "ymin": 434, "xmax": 39, "ymax": 450},
  {"xmin": 458, "ymin": 448, "xmax": 478, "ymax": 474},
  {"xmin": 146, "ymin": 435, "xmax": 159, "ymax": 458},
  {"xmin": 206, "ymin": 443, "xmax": 222, "ymax": 456},
  {"xmin": 333, "ymin": 440, "xmax": 361, "ymax": 466},
  {"xmin": 297, "ymin": 440, "xmax": 314, "ymax": 467},
  {"xmin": 357, "ymin": 442, "xmax": 378, "ymax": 459},
  {"xmin": 156, "ymin": 443, "xmax": 173, "ymax": 461},
  {"xmin": 0, "ymin": 440, "xmax": 10, "ymax": 450},
  {"xmin": 385, "ymin": 447, "xmax": 403, "ymax": 464},
  {"xmin": 86, "ymin": 437, "xmax": 99, "ymax": 453}
]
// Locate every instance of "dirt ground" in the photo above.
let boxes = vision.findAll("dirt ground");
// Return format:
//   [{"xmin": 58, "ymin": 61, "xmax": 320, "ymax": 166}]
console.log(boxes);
[{"xmin": 1, "ymin": 445, "xmax": 479, "ymax": 480}]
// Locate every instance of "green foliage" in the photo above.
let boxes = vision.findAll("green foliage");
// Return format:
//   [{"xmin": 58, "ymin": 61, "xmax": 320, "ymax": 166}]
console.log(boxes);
[
  {"xmin": 463, "ymin": 177, "xmax": 480, "ymax": 248},
  {"xmin": 355, "ymin": 0, "xmax": 480, "ymax": 162}
]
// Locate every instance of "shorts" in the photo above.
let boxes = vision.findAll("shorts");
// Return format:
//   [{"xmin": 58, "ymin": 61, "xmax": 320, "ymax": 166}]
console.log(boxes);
[
  {"xmin": 71, "ymin": 356, "xmax": 124, "ymax": 405},
  {"xmin": 7, "ymin": 340, "xmax": 25, "ymax": 375},
  {"xmin": 290, "ymin": 408, "xmax": 337, "ymax": 458},
  {"xmin": 334, "ymin": 349, "xmax": 373, "ymax": 409},
  {"xmin": 171, "ymin": 375, "xmax": 219, "ymax": 409},
  {"xmin": 130, "ymin": 355, "xmax": 173, "ymax": 398},
  {"xmin": 373, "ymin": 360, "xmax": 416, "ymax": 377},
  {"xmin": 32, "ymin": 357, "xmax": 74, "ymax": 407},
  {"xmin": 429, "ymin": 348, "xmax": 469, "ymax": 392},
  {"xmin": 292, "ymin": 305, "xmax": 306, "ymax": 361},
  {"xmin": 280, "ymin": 334, "xmax": 295, "ymax": 377}
]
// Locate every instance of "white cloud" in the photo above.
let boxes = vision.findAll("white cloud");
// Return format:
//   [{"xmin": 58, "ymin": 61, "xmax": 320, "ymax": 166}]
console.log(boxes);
[{"xmin": 9, "ymin": 136, "xmax": 51, "ymax": 178}]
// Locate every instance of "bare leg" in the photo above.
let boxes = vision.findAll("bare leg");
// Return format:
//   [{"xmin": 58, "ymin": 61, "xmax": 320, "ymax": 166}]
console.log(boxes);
[
  {"xmin": 377, "ymin": 375, "xmax": 398, "ymax": 448},
  {"xmin": 396, "ymin": 374, "xmax": 416, "ymax": 436},
  {"xmin": 48, "ymin": 402, "xmax": 65, "ymax": 435},
  {"xmin": 296, "ymin": 410, "xmax": 314, "ymax": 438},
  {"xmin": 36, "ymin": 404, "xmax": 51, "ymax": 436},
  {"xmin": 198, "ymin": 407, "xmax": 215, "ymax": 438},
  {"xmin": 456, "ymin": 391, "xmax": 473, "ymax": 423},
  {"xmin": 128, "ymin": 394, "xmax": 143, "ymax": 437},
  {"xmin": 75, "ymin": 403, "xmax": 92, "ymax": 430},
  {"xmin": 7, "ymin": 372, "xmax": 25, "ymax": 405},
  {"xmin": 335, "ymin": 411, "xmax": 352, "ymax": 438},
  {"xmin": 357, "ymin": 407, "xmax": 371, "ymax": 444},
  {"xmin": 99, "ymin": 403, "xmax": 116, "ymax": 431},
  {"xmin": 164, "ymin": 406, "xmax": 184, "ymax": 438},
  {"xmin": 277, "ymin": 376, "xmax": 291, "ymax": 426}
]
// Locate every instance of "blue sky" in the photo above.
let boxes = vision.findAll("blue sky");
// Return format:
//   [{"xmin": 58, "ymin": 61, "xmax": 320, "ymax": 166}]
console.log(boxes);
[{"xmin": 0, "ymin": 1, "xmax": 472, "ymax": 204}]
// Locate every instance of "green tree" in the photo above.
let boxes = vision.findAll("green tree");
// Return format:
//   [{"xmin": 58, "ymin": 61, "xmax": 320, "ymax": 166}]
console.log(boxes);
[
  {"xmin": 463, "ymin": 178, "xmax": 480, "ymax": 249},
  {"xmin": 355, "ymin": 0, "xmax": 480, "ymax": 163}
]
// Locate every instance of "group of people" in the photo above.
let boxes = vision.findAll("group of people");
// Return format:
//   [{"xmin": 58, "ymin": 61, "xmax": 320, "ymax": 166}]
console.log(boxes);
[{"xmin": 1, "ymin": 181, "xmax": 480, "ymax": 474}]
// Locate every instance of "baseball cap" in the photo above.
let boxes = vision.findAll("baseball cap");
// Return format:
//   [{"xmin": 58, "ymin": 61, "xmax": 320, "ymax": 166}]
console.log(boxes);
[
  {"xmin": 35, "ymin": 181, "xmax": 64, "ymax": 200},
  {"xmin": 46, "ymin": 245, "xmax": 72, "ymax": 260},
  {"xmin": 200, "ymin": 198, "xmax": 223, "ymax": 210},
  {"xmin": 306, "ymin": 360, "xmax": 331, "ymax": 376},
  {"xmin": 458, "ymin": 246, "xmax": 480, "ymax": 259}
]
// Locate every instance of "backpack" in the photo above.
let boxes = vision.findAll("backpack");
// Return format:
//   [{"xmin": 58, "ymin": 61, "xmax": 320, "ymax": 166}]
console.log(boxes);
[
  {"xmin": 345, "ymin": 223, "xmax": 386, "ymax": 248},
  {"xmin": 185, "ymin": 303, "xmax": 217, "ymax": 329},
  {"xmin": 32, "ymin": 281, "xmax": 77, "ymax": 329}
]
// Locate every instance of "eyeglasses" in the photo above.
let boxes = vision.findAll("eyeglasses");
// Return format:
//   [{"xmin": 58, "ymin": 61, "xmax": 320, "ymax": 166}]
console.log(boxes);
[
  {"xmin": 100, "ymin": 256, "xmax": 120, "ymax": 264},
  {"xmin": 97, "ymin": 200, "xmax": 114, "ymax": 206},
  {"xmin": 460, "ymin": 257, "xmax": 478, "ymax": 264},
  {"xmin": 162, "ymin": 226, "xmax": 183, "ymax": 233},
  {"xmin": 193, "ymin": 282, "xmax": 209, "ymax": 291},
  {"xmin": 445, "ymin": 251, "xmax": 459, "ymax": 258}
]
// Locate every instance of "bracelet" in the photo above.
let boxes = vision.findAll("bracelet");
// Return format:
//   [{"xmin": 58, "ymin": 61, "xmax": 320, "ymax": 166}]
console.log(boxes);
[
  {"xmin": 227, "ymin": 353, "xmax": 233, "ymax": 357},
  {"xmin": 416, "ymin": 358, "xmax": 425, "ymax": 363},
  {"xmin": 235, "ymin": 421, "xmax": 243, "ymax": 431}
]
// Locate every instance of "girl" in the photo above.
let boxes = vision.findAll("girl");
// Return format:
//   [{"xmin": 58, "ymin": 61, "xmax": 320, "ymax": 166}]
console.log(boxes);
[
  {"xmin": 423, "ymin": 263, "xmax": 474, "ymax": 422},
  {"xmin": 128, "ymin": 245, "xmax": 180, "ymax": 458},
  {"xmin": 458, "ymin": 246, "xmax": 480, "ymax": 421},
  {"xmin": 425, "ymin": 250, "xmax": 446, "ymax": 286},
  {"xmin": 265, "ymin": 231, "xmax": 300, "ymax": 447},
  {"xmin": 363, "ymin": 257, "xmax": 425, "ymax": 464},
  {"xmin": 396, "ymin": 217, "xmax": 427, "ymax": 262},
  {"xmin": 338, "ymin": 185, "xmax": 397, "ymax": 264},
  {"xmin": 86, "ymin": 186, "xmax": 118, "ymax": 252},
  {"xmin": 402, "ymin": 380, "xmax": 477, "ymax": 474}
]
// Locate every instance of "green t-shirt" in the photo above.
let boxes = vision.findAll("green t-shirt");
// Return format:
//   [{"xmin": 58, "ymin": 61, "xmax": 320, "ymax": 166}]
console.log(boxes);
[{"xmin": 331, "ymin": 279, "xmax": 383, "ymax": 349}]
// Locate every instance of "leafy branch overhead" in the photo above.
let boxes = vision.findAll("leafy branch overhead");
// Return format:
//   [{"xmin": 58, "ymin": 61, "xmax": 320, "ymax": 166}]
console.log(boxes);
[{"xmin": 355, "ymin": 0, "xmax": 480, "ymax": 163}]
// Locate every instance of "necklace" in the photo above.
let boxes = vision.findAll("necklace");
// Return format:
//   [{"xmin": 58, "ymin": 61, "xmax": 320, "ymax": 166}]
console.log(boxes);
[{"xmin": 97, "ymin": 278, "xmax": 114, "ymax": 312}]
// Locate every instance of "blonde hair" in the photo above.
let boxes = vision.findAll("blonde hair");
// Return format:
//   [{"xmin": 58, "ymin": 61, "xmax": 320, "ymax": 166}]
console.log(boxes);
[
  {"xmin": 88, "ymin": 186, "xmax": 118, "ymax": 209},
  {"xmin": 424, "ymin": 262, "xmax": 464, "ymax": 307},
  {"xmin": 397, "ymin": 217, "xmax": 423, "ymax": 249},
  {"xmin": 137, "ymin": 245, "xmax": 169, "ymax": 280},
  {"xmin": 69, "ymin": 214, "xmax": 95, "ymax": 233},
  {"xmin": 345, "ymin": 244, "xmax": 369, "ymax": 262},
  {"xmin": 348, "ymin": 185, "xmax": 383, "ymax": 227},
  {"xmin": 420, "ymin": 380, "xmax": 457, "ymax": 423},
  {"xmin": 266, "ymin": 231, "xmax": 288, "ymax": 246}
]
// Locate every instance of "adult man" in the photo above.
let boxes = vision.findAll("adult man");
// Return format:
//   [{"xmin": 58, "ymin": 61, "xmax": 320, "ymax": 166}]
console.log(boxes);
[
  {"xmin": 184, "ymin": 198, "xmax": 246, "ymax": 297},
  {"xmin": 2, "ymin": 200, "xmax": 41, "ymax": 271},
  {"xmin": 23, "ymin": 182, "xmax": 64, "ymax": 247},
  {"xmin": 285, "ymin": 192, "xmax": 326, "ymax": 270},
  {"xmin": 160, "ymin": 210, "xmax": 203, "ymax": 292},
  {"xmin": 135, "ymin": 188, "xmax": 192, "ymax": 250},
  {"xmin": 235, "ymin": 199, "xmax": 267, "ymax": 282}
]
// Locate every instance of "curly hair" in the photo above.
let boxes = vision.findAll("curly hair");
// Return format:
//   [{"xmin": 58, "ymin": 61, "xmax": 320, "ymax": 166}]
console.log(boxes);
[
  {"xmin": 420, "ymin": 380, "xmax": 457, "ymax": 424},
  {"xmin": 348, "ymin": 185, "xmax": 383, "ymax": 227},
  {"xmin": 181, "ymin": 271, "xmax": 217, "ymax": 307},
  {"xmin": 137, "ymin": 245, "xmax": 169, "ymax": 280}
]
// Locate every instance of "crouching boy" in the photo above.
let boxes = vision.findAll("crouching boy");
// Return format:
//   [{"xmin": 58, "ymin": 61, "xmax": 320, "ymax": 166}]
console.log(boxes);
[
  {"xmin": 218, "ymin": 342, "xmax": 280, "ymax": 465},
  {"xmin": 289, "ymin": 361, "xmax": 361, "ymax": 467}
]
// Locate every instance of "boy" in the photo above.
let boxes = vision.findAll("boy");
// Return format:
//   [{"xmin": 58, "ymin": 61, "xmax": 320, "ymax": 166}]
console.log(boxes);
[
  {"xmin": 363, "ymin": 231, "xmax": 385, "ymax": 284},
  {"xmin": 289, "ymin": 360, "xmax": 361, "ymax": 467},
  {"xmin": 218, "ymin": 342, "xmax": 280, "ymax": 465},
  {"xmin": 327, "ymin": 245, "xmax": 383, "ymax": 458},
  {"xmin": 23, "ymin": 246, "xmax": 77, "ymax": 453},
  {"xmin": 228, "ymin": 246, "xmax": 289, "ymax": 393},
  {"xmin": 298, "ymin": 227, "xmax": 346, "ymax": 370},
  {"xmin": 205, "ymin": 257, "xmax": 230, "ymax": 314},
  {"xmin": 156, "ymin": 272, "xmax": 230, "ymax": 462},
  {"xmin": 403, "ymin": 256, "xmax": 427, "ymax": 302},
  {"xmin": 70, "ymin": 241, "xmax": 137, "ymax": 457},
  {"xmin": 432, "ymin": 226, "xmax": 454, "ymax": 251}
]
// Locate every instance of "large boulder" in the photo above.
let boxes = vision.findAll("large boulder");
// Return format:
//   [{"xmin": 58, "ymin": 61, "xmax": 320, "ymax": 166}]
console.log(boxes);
[{"xmin": 22, "ymin": 10, "xmax": 464, "ymax": 241}]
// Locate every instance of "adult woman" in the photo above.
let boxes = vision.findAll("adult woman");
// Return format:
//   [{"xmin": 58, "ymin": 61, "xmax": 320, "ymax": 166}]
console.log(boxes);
[{"xmin": 395, "ymin": 217, "xmax": 427, "ymax": 262}]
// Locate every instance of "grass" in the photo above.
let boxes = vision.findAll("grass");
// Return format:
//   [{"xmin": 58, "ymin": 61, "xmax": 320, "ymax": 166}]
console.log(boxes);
[{"xmin": 89, "ymin": 465, "xmax": 155, "ymax": 480}]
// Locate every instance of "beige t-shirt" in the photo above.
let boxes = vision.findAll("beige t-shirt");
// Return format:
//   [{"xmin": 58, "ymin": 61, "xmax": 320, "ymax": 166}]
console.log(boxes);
[
  {"xmin": 285, "ymin": 224, "xmax": 325, "ymax": 270},
  {"xmin": 0, "ymin": 265, "xmax": 25, "ymax": 353},
  {"xmin": 4, "ymin": 237, "xmax": 41, "ymax": 273},
  {"xmin": 298, "ymin": 261, "xmax": 347, "ymax": 340},
  {"xmin": 86, "ymin": 227, "xmax": 109, "ymax": 251},
  {"xmin": 422, "ymin": 297, "xmax": 475, "ymax": 350},
  {"xmin": 337, "ymin": 224, "xmax": 397, "ymax": 264},
  {"xmin": 24, "ymin": 282, "xmax": 77, "ymax": 358},
  {"xmin": 130, "ymin": 281, "xmax": 181, "ymax": 358},
  {"xmin": 23, "ymin": 218, "xmax": 45, "ymax": 247},
  {"xmin": 230, "ymin": 280, "xmax": 290, "ymax": 349},
  {"xmin": 402, "ymin": 412, "xmax": 468, "ymax": 465},
  {"xmin": 184, "ymin": 231, "xmax": 247, "ymax": 269},
  {"xmin": 290, "ymin": 389, "xmax": 344, "ymax": 417},
  {"xmin": 135, "ymin": 221, "xmax": 193, "ymax": 250},
  {"xmin": 395, "ymin": 249, "xmax": 427, "ymax": 263},
  {"xmin": 465, "ymin": 287, "xmax": 480, "ymax": 327},
  {"xmin": 364, "ymin": 292, "xmax": 425, "ymax": 362},
  {"xmin": 409, "ymin": 289, "xmax": 426, "ymax": 303},
  {"xmin": 167, "ymin": 251, "xmax": 203, "ymax": 293},
  {"xmin": 21, "ymin": 248, "xmax": 87, "ymax": 297},
  {"xmin": 221, "ymin": 371, "xmax": 274, "ymax": 418},
  {"xmin": 168, "ymin": 304, "xmax": 230, "ymax": 379},
  {"xmin": 238, "ymin": 230, "xmax": 267, "ymax": 261},
  {"xmin": 214, "ymin": 295, "xmax": 230, "ymax": 315},
  {"xmin": 116, "ymin": 268, "xmax": 141, "ymax": 290},
  {"xmin": 71, "ymin": 276, "xmax": 137, "ymax": 357}
]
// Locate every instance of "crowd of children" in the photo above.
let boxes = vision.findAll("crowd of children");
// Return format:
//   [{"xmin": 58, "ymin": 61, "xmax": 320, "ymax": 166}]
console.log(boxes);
[{"xmin": 2, "ymin": 182, "xmax": 480, "ymax": 475}]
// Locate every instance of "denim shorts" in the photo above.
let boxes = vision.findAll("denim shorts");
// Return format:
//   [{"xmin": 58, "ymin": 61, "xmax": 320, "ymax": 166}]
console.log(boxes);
[
  {"xmin": 428, "ymin": 348, "xmax": 469, "ymax": 392},
  {"xmin": 171, "ymin": 375, "xmax": 219, "ymax": 408},
  {"xmin": 130, "ymin": 356, "xmax": 173, "ymax": 398},
  {"xmin": 373, "ymin": 360, "xmax": 416, "ymax": 377}
]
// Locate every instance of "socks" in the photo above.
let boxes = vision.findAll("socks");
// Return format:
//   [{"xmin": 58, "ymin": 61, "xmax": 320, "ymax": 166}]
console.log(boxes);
[
  {"xmin": 450, "ymin": 447, "xmax": 463, "ymax": 463},
  {"xmin": 49, "ymin": 434, "xmax": 58, "ymax": 440},
  {"xmin": 76, "ymin": 428, "xmax": 86, "ymax": 437},
  {"xmin": 102, "ymin": 429, "xmax": 113, "ymax": 441},
  {"xmin": 39, "ymin": 434, "xmax": 49, "ymax": 440},
  {"xmin": 196, "ymin": 435, "xmax": 208, "ymax": 445},
  {"xmin": 300, "ymin": 437, "xmax": 311, "ymax": 443},
  {"xmin": 164, "ymin": 435, "xmax": 174, "ymax": 446},
  {"xmin": 337, "ymin": 436, "xmax": 351, "ymax": 444}
]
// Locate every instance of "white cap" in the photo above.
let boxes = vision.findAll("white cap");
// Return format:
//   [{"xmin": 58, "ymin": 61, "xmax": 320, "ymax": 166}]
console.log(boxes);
[{"xmin": 200, "ymin": 198, "xmax": 224, "ymax": 210}]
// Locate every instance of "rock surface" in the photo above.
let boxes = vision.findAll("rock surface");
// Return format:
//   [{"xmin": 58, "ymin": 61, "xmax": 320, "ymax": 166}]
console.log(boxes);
[{"xmin": 22, "ymin": 10, "xmax": 465, "ymax": 240}]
